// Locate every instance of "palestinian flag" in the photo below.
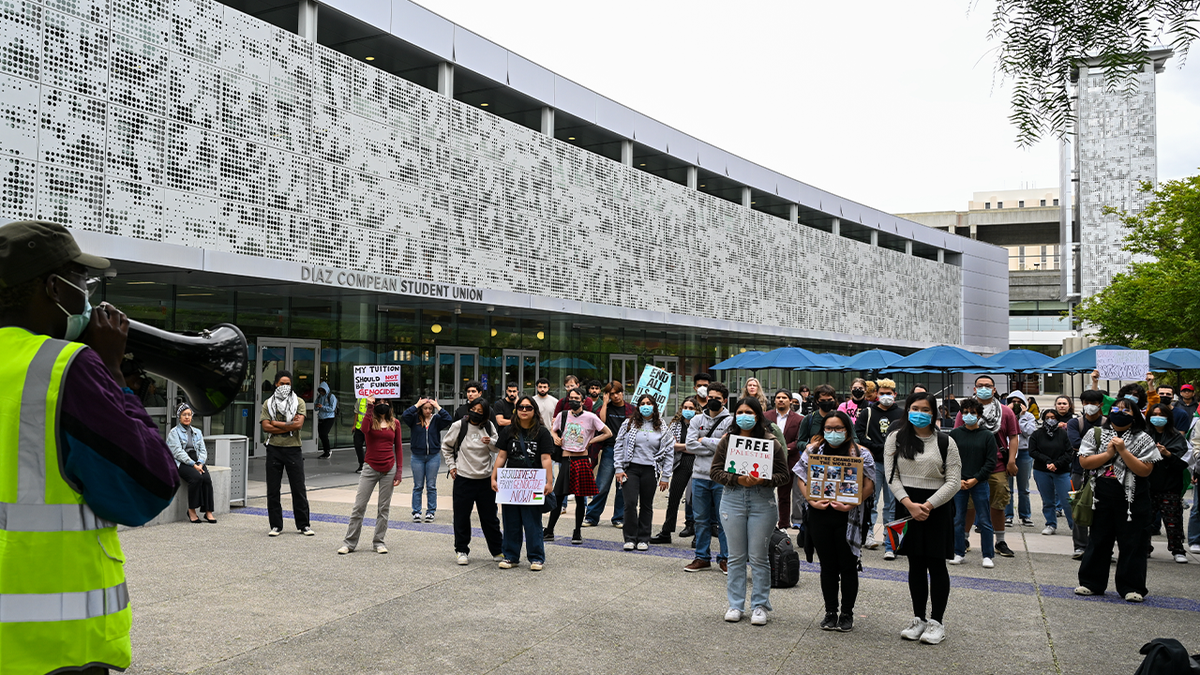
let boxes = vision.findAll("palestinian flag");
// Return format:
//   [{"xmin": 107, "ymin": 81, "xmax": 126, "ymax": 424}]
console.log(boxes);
[{"xmin": 885, "ymin": 517, "xmax": 912, "ymax": 553}]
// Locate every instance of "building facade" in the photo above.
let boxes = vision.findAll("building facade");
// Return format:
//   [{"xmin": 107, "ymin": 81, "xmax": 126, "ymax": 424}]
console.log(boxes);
[{"xmin": 0, "ymin": 0, "xmax": 1007, "ymax": 452}]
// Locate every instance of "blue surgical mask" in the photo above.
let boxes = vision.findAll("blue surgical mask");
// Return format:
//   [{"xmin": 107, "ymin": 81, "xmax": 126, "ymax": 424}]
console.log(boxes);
[
  {"xmin": 681, "ymin": 409, "xmax": 696, "ymax": 420},
  {"xmin": 1124, "ymin": 394, "xmax": 1140, "ymax": 404},
  {"xmin": 53, "ymin": 275, "xmax": 92, "ymax": 342},
  {"xmin": 735, "ymin": 413, "xmax": 755, "ymax": 430},
  {"xmin": 639, "ymin": 404, "xmax": 654, "ymax": 417},
  {"xmin": 976, "ymin": 387, "xmax": 993, "ymax": 400},
  {"xmin": 908, "ymin": 411, "xmax": 933, "ymax": 428},
  {"xmin": 1150, "ymin": 415, "xmax": 1168, "ymax": 427},
  {"xmin": 823, "ymin": 430, "xmax": 846, "ymax": 446},
  {"xmin": 962, "ymin": 413, "xmax": 979, "ymax": 426}
]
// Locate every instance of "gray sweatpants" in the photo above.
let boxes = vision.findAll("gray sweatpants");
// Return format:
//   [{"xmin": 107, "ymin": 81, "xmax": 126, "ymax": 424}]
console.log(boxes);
[{"xmin": 343, "ymin": 465, "xmax": 397, "ymax": 550}]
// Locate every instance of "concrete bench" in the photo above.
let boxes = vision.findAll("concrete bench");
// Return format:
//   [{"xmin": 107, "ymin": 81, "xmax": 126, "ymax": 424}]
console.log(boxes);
[{"xmin": 123, "ymin": 465, "xmax": 233, "ymax": 529}]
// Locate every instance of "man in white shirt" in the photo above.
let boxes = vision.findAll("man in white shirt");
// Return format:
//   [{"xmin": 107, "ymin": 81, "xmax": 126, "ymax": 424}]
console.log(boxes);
[{"xmin": 533, "ymin": 377, "xmax": 558, "ymax": 429}]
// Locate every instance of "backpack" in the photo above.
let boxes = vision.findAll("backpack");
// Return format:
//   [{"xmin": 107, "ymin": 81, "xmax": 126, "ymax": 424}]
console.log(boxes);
[
  {"xmin": 1133, "ymin": 638, "xmax": 1200, "ymax": 675},
  {"xmin": 768, "ymin": 529, "xmax": 801, "ymax": 588},
  {"xmin": 451, "ymin": 418, "xmax": 497, "ymax": 461},
  {"xmin": 1070, "ymin": 427, "xmax": 1103, "ymax": 527}
]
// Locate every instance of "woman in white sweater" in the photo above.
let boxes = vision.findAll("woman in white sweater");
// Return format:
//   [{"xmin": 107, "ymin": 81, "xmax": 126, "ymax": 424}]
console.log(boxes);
[{"xmin": 885, "ymin": 392, "xmax": 961, "ymax": 646}]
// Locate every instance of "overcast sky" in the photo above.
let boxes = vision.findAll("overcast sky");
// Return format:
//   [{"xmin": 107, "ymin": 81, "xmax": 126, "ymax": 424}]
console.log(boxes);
[{"xmin": 415, "ymin": 0, "xmax": 1199, "ymax": 214}]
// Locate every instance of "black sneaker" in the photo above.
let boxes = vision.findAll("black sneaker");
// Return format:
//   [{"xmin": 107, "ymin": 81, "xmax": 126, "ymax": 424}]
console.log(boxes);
[
  {"xmin": 820, "ymin": 612, "xmax": 838, "ymax": 630},
  {"xmin": 678, "ymin": 525, "xmax": 695, "ymax": 538},
  {"xmin": 711, "ymin": 523, "xmax": 719, "ymax": 537},
  {"xmin": 996, "ymin": 541, "xmax": 1015, "ymax": 557},
  {"xmin": 648, "ymin": 531, "xmax": 672, "ymax": 544},
  {"xmin": 542, "ymin": 528, "xmax": 555, "ymax": 542},
  {"xmin": 690, "ymin": 537, "xmax": 698, "ymax": 549},
  {"xmin": 837, "ymin": 613, "xmax": 855, "ymax": 632},
  {"xmin": 571, "ymin": 530, "xmax": 582, "ymax": 545}
]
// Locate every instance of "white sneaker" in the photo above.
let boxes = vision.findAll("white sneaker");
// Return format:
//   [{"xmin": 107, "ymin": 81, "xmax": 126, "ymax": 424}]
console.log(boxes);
[
  {"xmin": 883, "ymin": 550, "xmax": 896, "ymax": 561},
  {"xmin": 948, "ymin": 555, "xmax": 965, "ymax": 565},
  {"xmin": 529, "ymin": 562, "xmax": 543, "ymax": 571},
  {"xmin": 1074, "ymin": 586, "xmax": 1095, "ymax": 596},
  {"xmin": 1175, "ymin": 554, "xmax": 1189, "ymax": 564},
  {"xmin": 623, "ymin": 541, "xmax": 635, "ymax": 551},
  {"xmin": 375, "ymin": 545, "xmax": 388, "ymax": 554},
  {"xmin": 919, "ymin": 619, "xmax": 946, "ymax": 644},
  {"xmin": 456, "ymin": 553, "xmax": 469, "ymax": 565},
  {"xmin": 901, "ymin": 616, "xmax": 927, "ymax": 641},
  {"xmin": 1190, "ymin": 544, "xmax": 1200, "ymax": 554},
  {"xmin": 636, "ymin": 541, "xmax": 648, "ymax": 551},
  {"xmin": 424, "ymin": 512, "xmax": 436, "ymax": 522},
  {"xmin": 1124, "ymin": 592, "xmax": 1144, "ymax": 603},
  {"xmin": 724, "ymin": 608, "xmax": 743, "ymax": 622},
  {"xmin": 268, "ymin": 527, "xmax": 282, "ymax": 537},
  {"xmin": 750, "ymin": 607, "xmax": 768, "ymax": 626},
  {"xmin": 982, "ymin": 557, "xmax": 995, "ymax": 569},
  {"xmin": 1041, "ymin": 525, "xmax": 1056, "ymax": 536},
  {"xmin": 864, "ymin": 533, "xmax": 879, "ymax": 550},
  {"xmin": 412, "ymin": 513, "xmax": 422, "ymax": 523},
  {"xmin": 498, "ymin": 560, "xmax": 516, "ymax": 569},
  {"xmin": 301, "ymin": 526, "xmax": 314, "ymax": 536},
  {"xmin": 336, "ymin": 546, "xmax": 351, "ymax": 555}
]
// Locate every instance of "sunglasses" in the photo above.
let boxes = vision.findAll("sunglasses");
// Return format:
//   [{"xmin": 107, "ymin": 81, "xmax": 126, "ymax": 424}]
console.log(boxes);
[{"xmin": 516, "ymin": 405, "xmax": 535, "ymax": 411}]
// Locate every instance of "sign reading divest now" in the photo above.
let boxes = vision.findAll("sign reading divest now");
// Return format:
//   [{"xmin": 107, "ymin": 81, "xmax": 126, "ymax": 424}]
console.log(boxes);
[
  {"xmin": 300, "ymin": 265, "xmax": 485, "ymax": 302},
  {"xmin": 353, "ymin": 365, "xmax": 401, "ymax": 399},
  {"xmin": 496, "ymin": 468, "xmax": 546, "ymax": 505},
  {"xmin": 630, "ymin": 365, "xmax": 672, "ymax": 414},
  {"xmin": 1096, "ymin": 350, "xmax": 1149, "ymax": 381}
]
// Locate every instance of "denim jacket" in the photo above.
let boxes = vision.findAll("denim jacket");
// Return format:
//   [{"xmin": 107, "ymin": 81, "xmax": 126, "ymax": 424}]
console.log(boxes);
[{"xmin": 166, "ymin": 424, "xmax": 207, "ymax": 467}]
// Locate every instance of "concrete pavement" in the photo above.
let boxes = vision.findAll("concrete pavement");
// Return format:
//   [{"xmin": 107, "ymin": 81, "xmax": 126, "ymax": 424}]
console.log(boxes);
[{"xmin": 121, "ymin": 475, "xmax": 1200, "ymax": 675}]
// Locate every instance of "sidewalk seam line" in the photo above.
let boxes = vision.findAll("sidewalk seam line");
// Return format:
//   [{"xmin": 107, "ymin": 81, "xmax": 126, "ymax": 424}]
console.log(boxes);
[{"xmin": 1022, "ymin": 529, "xmax": 1064, "ymax": 675}]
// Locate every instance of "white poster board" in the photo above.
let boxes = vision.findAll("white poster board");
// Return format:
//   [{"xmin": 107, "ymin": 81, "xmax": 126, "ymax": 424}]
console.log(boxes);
[
  {"xmin": 496, "ymin": 468, "xmax": 546, "ymax": 505},
  {"xmin": 630, "ymin": 365, "xmax": 672, "ymax": 414},
  {"xmin": 723, "ymin": 436, "xmax": 774, "ymax": 480},
  {"xmin": 353, "ymin": 365, "xmax": 402, "ymax": 399},
  {"xmin": 1096, "ymin": 350, "xmax": 1149, "ymax": 381}
]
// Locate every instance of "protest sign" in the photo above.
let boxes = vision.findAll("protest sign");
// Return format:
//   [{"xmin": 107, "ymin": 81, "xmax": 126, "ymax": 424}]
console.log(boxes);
[
  {"xmin": 806, "ymin": 454, "xmax": 865, "ymax": 505},
  {"xmin": 496, "ymin": 468, "xmax": 546, "ymax": 505},
  {"xmin": 1096, "ymin": 350, "xmax": 1149, "ymax": 381},
  {"xmin": 725, "ymin": 435, "xmax": 774, "ymax": 480},
  {"xmin": 353, "ymin": 365, "xmax": 402, "ymax": 399},
  {"xmin": 630, "ymin": 365, "xmax": 672, "ymax": 414}
]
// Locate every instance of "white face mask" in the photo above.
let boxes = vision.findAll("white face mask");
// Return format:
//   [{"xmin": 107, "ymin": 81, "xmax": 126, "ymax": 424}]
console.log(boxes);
[
  {"xmin": 1083, "ymin": 404, "xmax": 1100, "ymax": 416},
  {"xmin": 696, "ymin": 386, "xmax": 708, "ymax": 398},
  {"xmin": 879, "ymin": 394, "xmax": 895, "ymax": 407}
]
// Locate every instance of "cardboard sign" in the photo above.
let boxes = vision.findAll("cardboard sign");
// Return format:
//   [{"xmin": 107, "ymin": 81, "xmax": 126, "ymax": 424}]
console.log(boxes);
[
  {"xmin": 807, "ymin": 454, "xmax": 865, "ymax": 505},
  {"xmin": 496, "ymin": 468, "xmax": 546, "ymax": 505},
  {"xmin": 1096, "ymin": 349, "xmax": 1149, "ymax": 381},
  {"xmin": 725, "ymin": 435, "xmax": 774, "ymax": 480},
  {"xmin": 353, "ymin": 365, "xmax": 402, "ymax": 399},
  {"xmin": 630, "ymin": 365, "xmax": 672, "ymax": 415}
]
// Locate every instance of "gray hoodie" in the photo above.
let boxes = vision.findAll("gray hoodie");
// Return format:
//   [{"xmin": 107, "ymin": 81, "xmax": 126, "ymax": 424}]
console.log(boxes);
[
  {"xmin": 440, "ymin": 418, "xmax": 499, "ymax": 480},
  {"xmin": 687, "ymin": 409, "xmax": 732, "ymax": 481}
]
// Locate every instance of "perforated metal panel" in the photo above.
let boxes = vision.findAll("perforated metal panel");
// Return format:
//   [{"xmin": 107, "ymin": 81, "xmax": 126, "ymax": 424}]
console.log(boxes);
[{"xmin": 1, "ymin": 0, "xmax": 964, "ymax": 344}]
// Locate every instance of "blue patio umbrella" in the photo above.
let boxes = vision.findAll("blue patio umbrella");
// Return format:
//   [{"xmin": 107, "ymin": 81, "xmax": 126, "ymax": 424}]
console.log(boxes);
[
  {"xmin": 978, "ymin": 349, "xmax": 1055, "ymax": 373},
  {"xmin": 882, "ymin": 345, "xmax": 996, "ymax": 373},
  {"xmin": 540, "ymin": 357, "xmax": 598, "ymax": 370},
  {"xmin": 1041, "ymin": 345, "xmax": 1176, "ymax": 373},
  {"xmin": 739, "ymin": 347, "xmax": 837, "ymax": 371},
  {"xmin": 710, "ymin": 351, "xmax": 765, "ymax": 371},
  {"xmin": 1151, "ymin": 348, "xmax": 1200, "ymax": 371},
  {"xmin": 826, "ymin": 349, "xmax": 902, "ymax": 372},
  {"xmin": 811, "ymin": 353, "xmax": 850, "ymax": 371}
]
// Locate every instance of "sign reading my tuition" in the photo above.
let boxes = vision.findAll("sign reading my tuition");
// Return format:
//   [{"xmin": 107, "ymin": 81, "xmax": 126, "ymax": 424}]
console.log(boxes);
[{"xmin": 353, "ymin": 365, "xmax": 402, "ymax": 399}]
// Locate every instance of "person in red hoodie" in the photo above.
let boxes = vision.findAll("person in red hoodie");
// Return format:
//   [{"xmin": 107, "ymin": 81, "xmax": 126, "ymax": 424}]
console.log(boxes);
[{"xmin": 338, "ymin": 396, "xmax": 403, "ymax": 555}]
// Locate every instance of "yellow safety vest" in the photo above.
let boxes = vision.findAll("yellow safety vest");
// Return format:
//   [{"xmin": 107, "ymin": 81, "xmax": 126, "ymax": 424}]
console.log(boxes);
[
  {"xmin": 0, "ymin": 327, "xmax": 132, "ymax": 674},
  {"xmin": 354, "ymin": 397, "xmax": 368, "ymax": 431}
]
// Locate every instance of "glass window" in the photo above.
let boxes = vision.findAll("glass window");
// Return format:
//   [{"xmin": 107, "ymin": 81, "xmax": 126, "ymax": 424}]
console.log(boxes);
[
  {"xmin": 290, "ymin": 298, "xmax": 337, "ymax": 340},
  {"xmin": 422, "ymin": 310, "xmax": 453, "ymax": 345},
  {"xmin": 1053, "ymin": 199, "xmax": 1059, "ymax": 206},
  {"xmin": 341, "ymin": 300, "xmax": 377, "ymax": 342},
  {"xmin": 175, "ymin": 285, "xmax": 234, "ymax": 333},
  {"xmin": 237, "ymin": 291, "xmax": 286, "ymax": 338},
  {"xmin": 1040, "ymin": 199, "xmax": 1046, "ymax": 207},
  {"xmin": 985, "ymin": 202, "xmax": 991, "ymax": 209},
  {"xmin": 997, "ymin": 201, "xmax": 1004, "ymax": 209},
  {"xmin": 103, "ymin": 278, "xmax": 172, "ymax": 329}
]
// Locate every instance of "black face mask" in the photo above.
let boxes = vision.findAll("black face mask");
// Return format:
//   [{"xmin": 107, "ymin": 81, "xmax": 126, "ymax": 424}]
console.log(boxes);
[
  {"xmin": 851, "ymin": 388, "xmax": 865, "ymax": 399},
  {"xmin": 790, "ymin": 403, "xmax": 800, "ymax": 412},
  {"xmin": 706, "ymin": 398, "xmax": 724, "ymax": 413},
  {"xmin": 818, "ymin": 400, "xmax": 836, "ymax": 412},
  {"xmin": 569, "ymin": 399, "xmax": 582, "ymax": 411},
  {"xmin": 468, "ymin": 411, "xmax": 484, "ymax": 424},
  {"xmin": 374, "ymin": 404, "xmax": 391, "ymax": 418},
  {"xmin": 1161, "ymin": 395, "xmax": 1173, "ymax": 405},
  {"xmin": 1108, "ymin": 410, "xmax": 1133, "ymax": 427}
]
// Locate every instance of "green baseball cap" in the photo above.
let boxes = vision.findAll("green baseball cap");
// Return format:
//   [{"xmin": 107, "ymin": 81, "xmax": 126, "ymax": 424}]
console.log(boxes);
[{"xmin": 0, "ymin": 220, "xmax": 110, "ymax": 289}]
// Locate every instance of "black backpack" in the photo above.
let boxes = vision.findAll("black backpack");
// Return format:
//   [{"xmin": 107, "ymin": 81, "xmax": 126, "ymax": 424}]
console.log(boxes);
[
  {"xmin": 1133, "ymin": 638, "xmax": 1200, "ymax": 675},
  {"xmin": 768, "ymin": 529, "xmax": 801, "ymax": 588}
]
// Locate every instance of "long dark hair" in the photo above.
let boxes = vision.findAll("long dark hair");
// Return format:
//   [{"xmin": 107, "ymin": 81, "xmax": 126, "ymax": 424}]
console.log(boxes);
[
  {"xmin": 631, "ymin": 394, "xmax": 663, "ymax": 431},
  {"xmin": 727, "ymin": 396, "xmax": 769, "ymax": 439},
  {"xmin": 1146, "ymin": 402, "xmax": 1179, "ymax": 439},
  {"xmin": 1105, "ymin": 397, "xmax": 1146, "ymax": 432},
  {"xmin": 895, "ymin": 392, "xmax": 940, "ymax": 460},
  {"xmin": 819, "ymin": 410, "xmax": 860, "ymax": 457},
  {"xmin": 512, "ymin": 395, "xmax": 543, "ymax": 436}
]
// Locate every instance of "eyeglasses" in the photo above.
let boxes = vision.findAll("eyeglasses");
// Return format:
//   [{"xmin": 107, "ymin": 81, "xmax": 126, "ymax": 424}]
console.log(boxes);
[
  {"xmin": 57, "ymin": 275, "xmax": 101, "ymax": 298},
  {"xmin": 824, "ymin": 427, "xmax": 846, "ymax": 433},
  {"xmin": 516, "ymin": 405, "xmax": 535, "ymax": 411}
]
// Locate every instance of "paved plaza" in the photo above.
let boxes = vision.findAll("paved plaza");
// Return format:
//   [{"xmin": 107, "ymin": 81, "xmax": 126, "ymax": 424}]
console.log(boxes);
[{"xmin": 117, "ymin": 450, "xmax": 1200, "ymax": 675}]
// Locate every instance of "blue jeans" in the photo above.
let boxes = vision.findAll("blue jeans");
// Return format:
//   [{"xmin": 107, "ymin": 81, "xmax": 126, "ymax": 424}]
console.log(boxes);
[
  {"xmin": 585, "ymin": 444, "xmax": 625, "ymax": 525},
  {"xmin": 1005, "ymin": 450, "xmax": 1033, "ymax": 521},
  {"xmin": 1188, "ymin": 485, "xmax": 1200, "ymax": 547},
  {"xmin": 691, "ymin": 478, "xmax": 728, "ymax": 562},
  {"xmin": 871, "ymin": 459, "xmax": 896, "ymax": 552},
  {"xmin": 501, "ymin": 504, "xmax": 546, "ymax": 564},
  {"xmin": 1033, "ymin": 470, "xmax": 1074, "ymax": 530},
  {"xmin": 410, "ymin": 453, "xmax": 441, "ymax": 515},
  {"xmin": 954, "ymin": 483, "xmax": 994, "ymax": 558},
  {"xmin": 720, "ymin": 485, "xmax": 776, "ymax": 612}
]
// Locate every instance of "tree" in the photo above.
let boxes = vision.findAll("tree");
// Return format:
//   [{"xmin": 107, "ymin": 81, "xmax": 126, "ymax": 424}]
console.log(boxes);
[
  {"xmin": 987, "ymin": 0, "xmax": 1200, "ymax": 146},
  {"xmin": 1075, "ymin": 171, "xmax": 1200, "ymax": 350}
]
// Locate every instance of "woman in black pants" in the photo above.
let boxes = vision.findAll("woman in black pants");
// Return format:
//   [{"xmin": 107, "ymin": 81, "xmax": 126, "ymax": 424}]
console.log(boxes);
[
  {"xmin": 797, "ymin": 410, "xmax": 875, "ymax": 632},
  {"xmin": 1075, "ymin": 397, "xmax": 1160, "ymax": 601},
  {"xmin": 885, "ymin": 393, "xmax": 960, "ymax": 645},
  {"xmin": 166, "ymin": 403, "xmax": 217, "ymax": 523},
  {"xmin": 614, "ymin": 395, "xmax": 674, "ymax": 550},
  {"xmin": 650, "ymin": 398, "xmax": 699, "ymax": 543}
]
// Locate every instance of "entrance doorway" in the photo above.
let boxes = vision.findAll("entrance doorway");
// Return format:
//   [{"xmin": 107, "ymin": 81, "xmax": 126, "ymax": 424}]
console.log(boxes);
[
  {"xmin": 503, "ymin": 350, "xmax": 539, "ymax": 396},
  {"xmin": 609, "ymin": 354, "xmax": 638, "ymax": 392},
  {"xmin": 255, "ymin": 339, "xmax": 321, "ymax": 455},
  {"xmin": 435, "ymin": 347, "xmax": 479, "ymax": 410}
]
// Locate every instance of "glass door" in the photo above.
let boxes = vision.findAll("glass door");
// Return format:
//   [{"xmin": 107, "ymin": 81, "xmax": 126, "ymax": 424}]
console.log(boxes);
[
  {"xmin": 609, "ymin": 354, "xmax": 638, "ymax": 391},
  {"xmin": 502, "ymin": 350, "xmax": 539, "ymax": 396},
  {"xmin": 255, "ymin": 339, "xmax": 321, "ymax": 455},
  {"xmin": 652, "ymin": 356, "xmax": 679, "ymax": 417},
  {"xmin": 435, "ymin": 347, "xmax": 480, "ymax": 409}
]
